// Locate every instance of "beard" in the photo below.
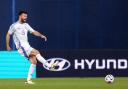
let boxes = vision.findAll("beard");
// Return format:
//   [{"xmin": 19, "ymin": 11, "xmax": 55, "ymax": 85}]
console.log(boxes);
[{"xmin": 21, "ymin": 19, "xmax": 27, "ymax": 23}]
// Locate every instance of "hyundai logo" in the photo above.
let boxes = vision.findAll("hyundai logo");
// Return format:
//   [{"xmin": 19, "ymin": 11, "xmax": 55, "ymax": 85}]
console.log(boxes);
[{"xmin": 43, "ymin": 58, "xmax": 71, "ymax": 71}]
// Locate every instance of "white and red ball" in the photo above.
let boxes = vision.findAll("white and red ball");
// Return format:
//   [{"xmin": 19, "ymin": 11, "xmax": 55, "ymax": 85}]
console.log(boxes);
[{"xmin": 105, "ymin": 74, "xmax": 114, "ymax": 83}]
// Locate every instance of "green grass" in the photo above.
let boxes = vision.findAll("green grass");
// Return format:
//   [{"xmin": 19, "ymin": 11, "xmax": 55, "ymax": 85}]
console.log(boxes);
[{"xmin": 0, "ymin": 77, "xmax": 127, "ymax": 89}]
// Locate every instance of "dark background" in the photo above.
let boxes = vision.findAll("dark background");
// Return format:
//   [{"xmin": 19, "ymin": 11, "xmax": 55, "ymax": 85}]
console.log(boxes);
[
  {"xmin": 0, "ymin": 0, "xmax": 128, "ymax": 50},
  {"xmin": 37, "ymin": 49, "xmax": 128, "ymax": 77}
]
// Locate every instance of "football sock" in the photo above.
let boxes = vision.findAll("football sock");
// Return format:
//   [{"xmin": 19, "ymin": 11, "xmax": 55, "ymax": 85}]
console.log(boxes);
[
  {"xmin": 36, "ymin": 54, "xmax": 51, "ymax": 67},
  {"xmin": 27, "ymin": 64, "xmax": 36, "ymax": 81}
]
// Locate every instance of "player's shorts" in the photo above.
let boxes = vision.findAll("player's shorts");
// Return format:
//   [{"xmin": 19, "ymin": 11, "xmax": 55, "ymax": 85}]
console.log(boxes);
[{"xmin": 17, "ymin": 43, "xmax": 33, "ymax": 58}]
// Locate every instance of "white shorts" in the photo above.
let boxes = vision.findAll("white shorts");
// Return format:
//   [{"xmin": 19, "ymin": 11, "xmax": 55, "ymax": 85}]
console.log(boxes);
[{"xmin": 17, "ymin": 43, "xmax": 33, "ymax": 58}]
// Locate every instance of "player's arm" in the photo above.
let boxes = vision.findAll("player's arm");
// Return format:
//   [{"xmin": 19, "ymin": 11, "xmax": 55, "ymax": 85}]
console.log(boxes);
[
  {"xmin": 26, "ymin": 23, "xmax": 47, "ymax": 41},
  {"xmin": 6, "ymin": 32, "xmax": 12, "ymax": 51},
  {"xmin": 32, "ymin": 31, "xmax": 47, "ymax": 41}
]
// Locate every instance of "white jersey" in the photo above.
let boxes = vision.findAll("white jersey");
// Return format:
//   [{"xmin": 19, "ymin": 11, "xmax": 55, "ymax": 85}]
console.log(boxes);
[{"xmin": 8, "ymin": 21, "xmax": 35, "ymax": 49}]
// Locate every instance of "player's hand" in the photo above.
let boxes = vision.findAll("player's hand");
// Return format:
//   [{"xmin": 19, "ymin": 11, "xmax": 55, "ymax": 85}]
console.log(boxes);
[
  {"xmin": 41, "ymin": 35, "xmax": 47, "ymax": 41},
  {"xmin": 7, "ymin": 46, "xmax": 12, "ymax": 51}
]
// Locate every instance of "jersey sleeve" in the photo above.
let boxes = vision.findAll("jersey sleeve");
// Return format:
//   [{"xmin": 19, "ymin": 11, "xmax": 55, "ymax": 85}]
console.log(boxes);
[
  {"xmin": 25, "ymin": 23, "xmax": 35, "ymax": 33},
  {"xmin": 8, "ymin": 24, "xmax": 15, "ymax": 35}
]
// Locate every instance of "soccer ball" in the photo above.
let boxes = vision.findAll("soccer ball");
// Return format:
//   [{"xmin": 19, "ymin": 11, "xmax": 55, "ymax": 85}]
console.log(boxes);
[{"xmin": 105, "ymin": 74, "xmax": 114, "ymax": 83}]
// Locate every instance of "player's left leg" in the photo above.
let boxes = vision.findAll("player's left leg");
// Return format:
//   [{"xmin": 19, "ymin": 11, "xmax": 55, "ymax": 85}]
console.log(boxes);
[
  {"xmin": 30, "ymin": 48, "xmax": 58, "ymax": 68},
  {"xmin": 25, "ymin": 55, "xmax": 37, "ymax": 84},
  {"xmin": 30, "ymin": 48, "xmax": 52, "ymax": 67}
]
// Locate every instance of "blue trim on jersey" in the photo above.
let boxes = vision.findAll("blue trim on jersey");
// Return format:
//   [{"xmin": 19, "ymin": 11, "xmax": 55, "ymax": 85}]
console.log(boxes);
[
  {"xmin": 13, "ymin": 33, "xmax": 29, "ymax": 58},
  {"xmin": 20, "ymin": 46, "xmax": 28, "ymax": 58},
  {"xmin": 18, "ymin": 41, "xmax": 28, "ymax": 58}
]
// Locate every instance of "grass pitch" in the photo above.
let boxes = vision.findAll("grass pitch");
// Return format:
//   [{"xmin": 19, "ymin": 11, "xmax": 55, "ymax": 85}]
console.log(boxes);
[{"xmin": 0, "ymin": 77, "xmax": 127, "ymax": 89}]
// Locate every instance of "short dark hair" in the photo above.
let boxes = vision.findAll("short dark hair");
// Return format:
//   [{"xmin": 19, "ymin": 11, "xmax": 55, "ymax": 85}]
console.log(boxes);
[{"xmin": 18, "ymin": 11, "xmax": 28, "ymax": 16}]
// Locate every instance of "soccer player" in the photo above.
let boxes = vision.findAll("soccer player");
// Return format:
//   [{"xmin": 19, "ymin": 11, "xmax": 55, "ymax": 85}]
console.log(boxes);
[{"xmin": 6, "ymin": 11, "xmax": 56, "ymax": 84}]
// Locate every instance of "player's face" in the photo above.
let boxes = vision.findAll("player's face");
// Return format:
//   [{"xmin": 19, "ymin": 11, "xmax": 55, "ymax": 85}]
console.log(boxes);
[{"xmin": 19, "ymin": 13, "xmax": 27, "ymax": 23}]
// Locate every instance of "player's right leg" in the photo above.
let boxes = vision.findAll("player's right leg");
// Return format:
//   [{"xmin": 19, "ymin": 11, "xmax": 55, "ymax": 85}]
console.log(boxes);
[{"xmin": 25, "ymin": 55, "xmax": 37, "ymax": 84}]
